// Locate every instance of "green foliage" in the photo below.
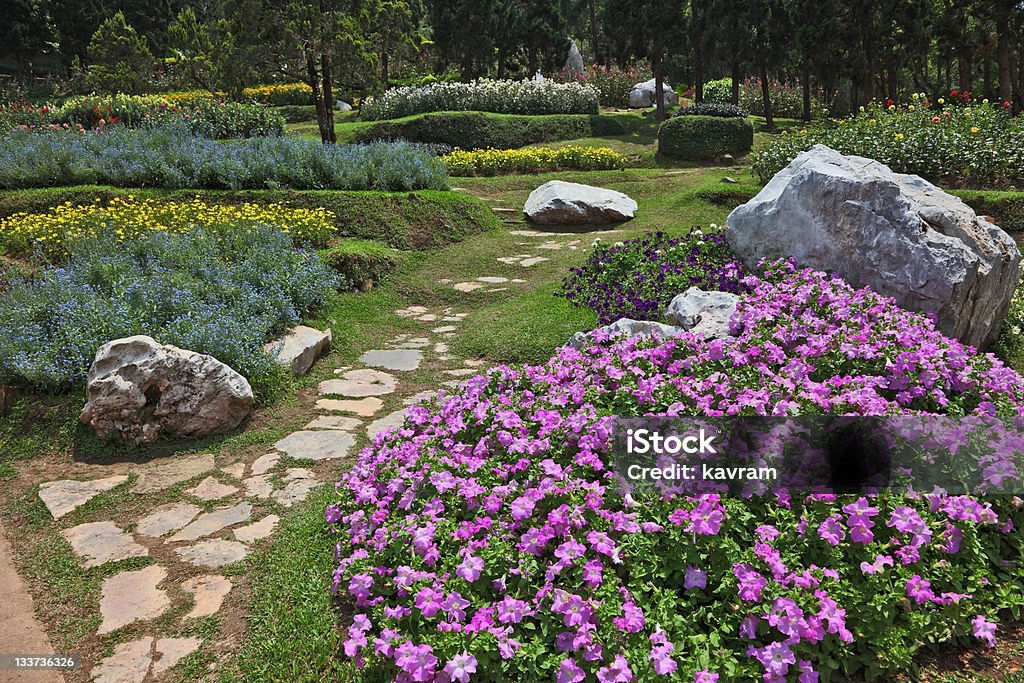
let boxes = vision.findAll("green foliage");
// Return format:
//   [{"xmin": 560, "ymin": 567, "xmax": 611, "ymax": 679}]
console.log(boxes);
[
  {"xmin": 85, "ymin": 11, "xmax": 156, "ymax": 95},
  {"xmin": 674, "ymin": 102, "xmax": 749, "ymax": 118},
  {"xmin": 351, "ymin": 111, "xmax": 625, "ymax": 150},
  {"xmin": 953, "ymin": 190, "xmax": 1024, "ymax": 233},
  {"xmin": 0, "ymin": 185, "xmax": 500, "ymax": 252},
  {"xmin": 752, "ymin": 102, "xmax": 1024, "ymax": 187},
  {"xmin": 551, "ymin": 64, "xmax": 649, "ymax": 108},
  {"xmin": 703, "ymin": 77, "xmax": 734, "ymax": 104},
  {"xmin": 658, "ymin": 114, "xmax": 754, "ymax": 160},
  {"xmin": 320, "ymin": 239, "xmax": 403, "ymax": 287}
]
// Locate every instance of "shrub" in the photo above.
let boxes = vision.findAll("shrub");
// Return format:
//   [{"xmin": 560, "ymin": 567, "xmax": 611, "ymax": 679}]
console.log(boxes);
[
  {"xmin": 56, "ymin": 95, "xmax": 286, "ymax": 139},
  {"xmin": 658, "ymin": 114, "xmax": 753, "ymax": 160},
  {"xmin": 551, "ymin": 64, "xmax": 648, "ymax": 108},
  {"xmin": 0, "ymin": 226, "xmax": 340, "ymax": 393},
  {"xmin": 327, "ymin": 262, "xmax": 1024, "ymax": 682},
  {"xmin": 556, "ymin": 229, "xmax": 750, "ymax": 324},
  {"xmin": 84, "ymin": 12, "xmax": 156, "ymax": 95},
  {"xmin": 361, "ymin": 79, "xmax": 599, "ymax": 121},
  {"xmin": 702, "ymin": 77, "xmax": 734, "ymax": 104},
  {"xmin": 320, "ymin": 239, "xmax": 403, "ymax": 288},
  {"xmin": 242, "ymin": 82, "xmax": 313, "ymax": 106},
  {"xmin": 0, "ymin": 196, "xmax": 337, "ymax": 260},
  {"xmin": 444, "ymin": 146, "xmax": 627, "ymax": 176},
  {"xmin": 739, "ymin": 77, "xmax": 830, "ymax": 119},
  {"xmin": 752, "ymin": 102, "xmax": 1024, "ymax": 187},
  {"xmin": 954, "ymin": 190, "xmax": 1024, "ymax": 233},
  {"xmin": 674, "ymin": 102, "xmax": 748, "ymax": 118},
  {"xmin": 0, "ymin": 102, "xmax": 56, "ymax": 133},
  {"xmin": 0, "ymin": 126, "xmax": 450, "ymax": 192},
  {"xmin": 351, "ymin": 112, "xmax": 625, "ymax": 150}
]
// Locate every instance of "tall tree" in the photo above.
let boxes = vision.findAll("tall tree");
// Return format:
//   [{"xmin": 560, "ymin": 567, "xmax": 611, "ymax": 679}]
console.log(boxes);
[{"xmin": 0, "ymin": 0, "xmax": 56, "ymax": 76}]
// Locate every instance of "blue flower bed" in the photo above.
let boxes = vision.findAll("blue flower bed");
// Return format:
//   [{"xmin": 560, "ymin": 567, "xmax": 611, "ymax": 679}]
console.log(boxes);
[
  {"xmin": 0, "ymin": 126, "xmax": 450, "ymax": 191},
  {"xmin": 0, "ymin": 226, "xmax": 339, "ymax": 394}
]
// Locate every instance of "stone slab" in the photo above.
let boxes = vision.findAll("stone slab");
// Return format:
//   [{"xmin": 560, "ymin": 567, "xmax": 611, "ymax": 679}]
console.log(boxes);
[
  {"xmin": 168, "ymin": 502, "xmax": 252, "ymax": 542},
  {"xmin": 62, "ymin": 521, "xmax": 148, "ymax": 568},
  {"xmin": 98, "ymin": 565, "xmax": 170, "ymax": 634},
  {"xmin": 181, "ymin": 575, "xmax": 232, "ymax": 619},
  {"xmin": 274, "ymin": 430, "xmax": 355, "ymax": 461},
  {"xmin": 135, "ymin": 502, "xmax": 201, "ymax": 538},
  {"xmin": 233, "ymin": 515, "xmax": 280, "ymax": 543},
  {"xmin": 316, "ymin": 397, "xmax": 384, "ymax": 417},
  {"xmin": 38, "ymin": 476, "xmax": 128, "ymax": 520},
  {"xmin": 186, "ymin": 476, "xmax": 239, "ymax": 501},
  {"xmin": 358, "ymin": 349, "xmax": 423, "ymax": 372},
  {"xmin": 176, "ymin": 539, "xmax": 249, "ymax": 568},
  {"xmin": 131, "ymin": 454, "xmax": 215, "ymax": 494},
  {"xmin": 318, "ymin": 369, "xmax": 398, "ymax": 397}
]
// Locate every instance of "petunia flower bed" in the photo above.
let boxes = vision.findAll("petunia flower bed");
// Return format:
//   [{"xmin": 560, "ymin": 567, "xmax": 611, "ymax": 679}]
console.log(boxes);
[
  {"xmin": 329, "ymin": 262, "xmax": 1024, "ymax": 682},
  {"xmin": 556, "ymin": 230, "xmax": 750, "ymax": 325}
]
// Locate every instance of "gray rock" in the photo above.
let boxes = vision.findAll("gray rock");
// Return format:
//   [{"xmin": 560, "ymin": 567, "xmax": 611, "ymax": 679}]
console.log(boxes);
[
  {"xmin": 176, "ymin": 540, "xmax": 249, "ymax": 568},
  {"xmin": 131, "ymin": 453, "xmax": 215, "ymax": 494},
  {"xmin": 664, "ymin": 288, "xmax": 740, "ymax": 339},
  {"xmin": 319, "ymin": 369, "xmax": 397, "ymax": 397},
  {"xmin": 335, "ymin": 100, "xmax": 353, "ymax": 111},
  {"xmin": 567, "ymin": 318, "xmax": 683, "ymax": 350},
  {"xmin": 720, "ymin": 176, "xmax": 738, "ymax": 184},
  {"xmin": 264, "ymin": 326, "xmax": 332, "ymax": 377},
  {"xmin": 62, "ymin": 521, "xmax": 148, "ymax": 568},
  {"xmin": 565, "ymin": 39, "xmax": 585, "ymax": 72},
  {"xmin": 628, "ymin": 78, "xmax": 679, "ymax": 108},
  {"xmin": 181, "ymin": 575, "xmax": 232, "ymax": 618},
  {"xmin": 168, "ymin": 502, "xmax": 252, "ymax": 542},
  {"xmin": 727, "ymin": 145, "xmax": 1021, "ymax": 349},
  {"xmin": 80, "ymin": 336, "xmax": 254, "ymax": 445},
  {"xmin": 358, "ymin": 349, "xmax": 423, "ymax": 372},
  {"xmin": 524, "ymin": 181, "xmax": 637, "ymax": 226},
  {"xmin": 274, "ymin": 430, "xmax": 355, "ymax": 461},
  {"xmin": 98, "ymin": 565, "xmax": 170, "ymax": 634},
  {"xmin": 367, "ymin": 408, "xmax": 408, "ymax": 438},
  {"xmin": 38, "ymin": 475, "xmax": 128, "ymax": 520},
  {"xmin": 136, "ymin": 502, "xmax": 201, "ymax": 538}
]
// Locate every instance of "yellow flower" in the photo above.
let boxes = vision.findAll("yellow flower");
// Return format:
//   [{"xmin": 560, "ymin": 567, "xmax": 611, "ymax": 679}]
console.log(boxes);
[
  {"xmin": 971, "ymin": 126, "xmax": 980, "ymax": 133},
  {"xmin": 895, "ymin": 133, "xmax": 904, "ymax": 141},
  {"xmin": 799, "ymin": 129, "xmax": 807, "ymax": 135},
  {"xmin": 869, "ymin": 118, "xmax": 876, "ymax": 125}
]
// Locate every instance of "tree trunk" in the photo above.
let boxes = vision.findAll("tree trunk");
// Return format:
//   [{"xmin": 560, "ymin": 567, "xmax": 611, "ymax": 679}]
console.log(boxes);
[
  {"xmin": 589, "ymin": 0, "xmax": 601, "ymax": 65},
  {"xmin": 997, "ymin": 15, "xmax": 1012, "ymax": 104},
  {"xmin": 802, "ymin": 62, "xmax": 811, "ymax": 122},
  {"xmin": 381, "ymin": 52, "xmax": 389, "ymax": 87},
  {"xmin": 761, "ymin": 65, "xmax": 773, "ymax": 131},
  {"xmin": 306, "ymin": 54, "xmax": 330, "ymax": 145},
  {"xmin": 731, "ymin": 61, "xmax": 740, "ymax": 106},
  {"xmin": 321, "ymin": 52, "xmax": 336, "ymax": 144},
  {"xmin": 653, "ymin": 53, "xmax": 666, "ymax": 121},
  {"xmin": 958, "ymin": 55, "xmax": 971, "ymax": 93}
]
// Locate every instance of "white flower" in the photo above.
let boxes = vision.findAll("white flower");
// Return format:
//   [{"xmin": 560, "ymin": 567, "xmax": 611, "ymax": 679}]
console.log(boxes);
[
  {"xmin": 1013, "ymin": 325, "xmax": 1021, "ymax": 335},
  {"xmin": 613, "ymin": 241, "xmax": 624, "ymax": 247}
]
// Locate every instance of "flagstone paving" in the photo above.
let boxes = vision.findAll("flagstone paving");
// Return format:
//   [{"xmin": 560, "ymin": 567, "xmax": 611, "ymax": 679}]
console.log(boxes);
[
  {"xmin": 180, "ymin": 575, "xmax": 232, "ymax": 619},
  {"xmin": 61, "ymin": 521, "xmax": 148, "ymax": 568},
  {"xmin": 38, "ymin": 476, "xmax": 129, "ymax": 520},
  {"xmin": 98, "ymin": 565, "xmax": 171, "ymax": 634},
  {"xmin": 176, "ymin": 539, "xmax": 249, "ymax": 569}
]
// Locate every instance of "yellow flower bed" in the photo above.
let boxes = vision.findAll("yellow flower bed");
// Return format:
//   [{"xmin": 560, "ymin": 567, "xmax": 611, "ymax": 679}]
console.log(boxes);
[
  {"xmin": 242, "ymin": 83, "xmax": 313, "ymax": 106},
  {"xmin": 0, "ymin": 196, "xmax": 336, "ymax": 259},
  {"xmin": 443, "ymin": 146, "xmax": 627, "ymax": 176}
]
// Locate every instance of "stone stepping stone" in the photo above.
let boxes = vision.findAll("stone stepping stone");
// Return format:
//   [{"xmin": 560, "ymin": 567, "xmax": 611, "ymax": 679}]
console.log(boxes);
[
  {"xmin": 477, "ymin": 276, "xmax": 509, "ymax": 283},
  {"xmin": 432, "ymin": 325, "xmax": 458, "ymax": 334},
  {"xmin": 404, "ymin": 390, "xmax": 440, "ymax": 405},
  {"xmin": 187, "ymin": 476, "xmax": 239, "ymax": 501},
  {"xmin": 520, "ymin": 256, "xmax": 548, "ymax": 267},
  {"xmin": 395, "ymin": 339, "xmax": 430, "ymax": 349},
  {"xmin": 444, "ymin": 368, "xmax": 478, "ymax": 377},
  {"xmin": 453, "ymin": 281, "xmax": 484, "ymax": 292},
  {"xmin": 221, "ymin": 462, "xmax": 246, "ymax": 479},
  {"xmin": 508, "ymin": 230, "xmax": 549, "ymax": 237},
  {"xmin": 304, "ymin": 415, "xmax": 362, "ymax": 431},
  {"xmin": 464, "ymin": 359, "xmax": 486, "ymax": 367},
  {"xmin": 242, "ymin": 475, "xmax": 274, "ymax": 500},
  {"xmin": 359, "ymin": 349, "xmax": 423, "ymax": 372},
  {"xmin": 38, "ymin": 475, "xmax": 128, "ymax": 520},
  {"xmin": 271, "ymin": 479, "xmax": 318, "ymax": 508},
  {"xmin": 62, "ymin": 521, "xmax": 148, "ymax": 568},
  {"xmin": 367, "ymin": 409, "xmax": 408, "ymax": 438},
  {"xmin": 181, "ymin": 575, "xmax": 232, "ymax": 619},
  {"xmin": 438, "ymin": 354, "xmax": 455, "ymax": 361},
  {"xmin": 234, "ymin": 515, "xmax": 280, "ymax": 543},
  {"xmin": 250, "ymin": 453, "xmax": 280, "ymax": 476},
  {"xmin": 136, "ymin": 502, "xmax": 201, "ymax": 538},
  {"xmin": 394, "ymin": 306, "xmax": 428, "ymax": 318},
  {"xmin": 538, "ymin": 241, "xmax": 565, "ymax": 250},
  {"xmin": 168, "ymin": 502, "xmax": 252, "ymax": 542},
  {"xmin": 434, "ymin": 343, "xmax": 450, "ymax": 353},
  {"xmin": 98, "ymin": 565, "xmax": 170, "ymax": 634},
  {"xmin": 274, "ymin": 430, "xmax": 355, "ymax": 461},
  {"xmin": 416, "ymin": 313, "xmax": 438, "ymax": 321},
  {"xmin": 91, "ymin": 635, "xmax": 201, "ymax": 683},
  {"xmin": 176, "ymin": 540, "xmax": 248, "ymax": 568},
  {"xmin": 484, "ymin": 287, "xmax": 508, "ymax": 293},
  {"xmin": 316, "ymin": 397, "xmax": 384, "ymax": 416},
  {"xmin": 319, "ymin": 369, "xmax": 398, "ymax": 397},
  {"xmin": 132, "ymin": 454, "xmax": 215, "ymax": 494},
  {"xmin": 512, "ymin": 278, "xmax": 527, "ymax": 283}
]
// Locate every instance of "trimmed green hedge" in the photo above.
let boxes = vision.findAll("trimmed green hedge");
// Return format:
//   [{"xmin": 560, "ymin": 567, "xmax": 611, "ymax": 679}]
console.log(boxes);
[
  {"xmin": 0, "ymin": 186, "xmax": 500, "ymax": 252},
  {"xmin": 349, "ymin": 111, "xmax": 626, "ymax": 150},
  {"xmin": 953, "ymin": 190, "xmax": 1024, "ymax": 234},
  {"xmin": 657, "ymin": 115, "xmax": 754, "ymax": 161},
  {"xmin": 320, "ymin": 239, "xmax": 404, "ymax": 289}
]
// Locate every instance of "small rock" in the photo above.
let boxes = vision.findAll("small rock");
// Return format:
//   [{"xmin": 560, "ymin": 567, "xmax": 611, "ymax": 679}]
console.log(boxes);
[
  {"xmin": 567, "ymin": 318, "xmax": 683, "ymax": 350},
  {"xmin": 168, "ymin": 502, "xmax": 252, "ymax": 542},
  {"xmin": 316, "ymin": 397, "xmax": 384, "ymax": 416},
  {"xmin": 453, "ymin": 282, "xmax": 485, "ymax": 292},
  {"xmin": 477, "ymin": 277, "xmax": 509, "ymax": 283},
  {"xmin": 181, "ymin": 575, "xmax": 232, "ymax": 619},
  {"xmin": 417, "ymin": 314, "xmax": 438, "ymax": 321},
  {"xmin": 250, "ymin": 453, "xmax": 280, "ymax": 476},
  {"xmin": 242, "ymin": 475, "xmax": 274, "ymax": 499},
  {"xmin": 187, "ymin": 476, "xmax": 239, "ymax": 501},
  {"xmin": 272, "ymin": 480, "xmax": 318, "ymax": 507},
  {"xmin": 38, "ymin": 475, "xmax": 128, "ymax": 520},
  {"xmin": 403, "ymin": 390, "xmax": 440, "ymax": 405},
  {"xmin": 432, "ymin": 325, "xmax": 458, "ymax": 334},
  {"xmin": 722, "ymin": 154, "xmax": 736, "ymax": 165},
  {"xmin": 176, "ymin": 539, "xmax": 249, "ymax": 568},
  {"xmin": 98, "ymin": 565, "xmax": 170, "ymax": 634},
  {"xmin": 234, "ymin": 515, "xmax": 280, "ymax": 543},
  {"xmin": 520, "ymin": 257, "xmax": 548, "ymax": 267},
  {"xmin": 136, "ymin": 502, "xmax": 202, "ymax": 538},
  {"xmin": 319, "ymin": 369, "xmax": 398, "ymax": 397},
  {"xmin": 62, "ymin": 521, "xmax": 148, "ymax": 568},
  {"xmin": 434, "ymin": 343, "xmax": 450, "ymax": 353},
  {"xmin": 721, "ymin": 176, "xmax": 738, "ymax": 184},
  {"xmin": 304, "ymin": 415, "xmax": 362, "ymax": 431},
  {"xmin": 443, "ymin": 368, "xmax": 477, "ymax": 377},
  {"xmin": 627, "ymin": 78, "xmax": 679, "ymax": 108},
  {"xmin": 132, "ymin": 454, "xmax": 215, "ymax": 494},
  {"xmin": 664, "ymin": 288, "xmax": 740, "ymax": 339},
  {"xmin": 274, "ymin": 430, "xmax": 355, "ymax": 461},
  {"xmin": 263, "ymin": 326, "xmax": 332, "ymax": 377},
  {"xmin": 283, "ymin": 468, "xmax": 316, "ymax": 481},
  {"xmin": 358, "ymin": 349, "xmax": 423, "ymax": 372}
]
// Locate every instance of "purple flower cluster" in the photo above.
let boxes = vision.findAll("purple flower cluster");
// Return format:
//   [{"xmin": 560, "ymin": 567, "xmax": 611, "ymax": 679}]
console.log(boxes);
[
  {"xmin": 329, "ymin": 263, "xmax": 1024, "ymax": 681},
  {"xmin": 555, "ymin": 230, "xmax": 750, "ymax": 325}
]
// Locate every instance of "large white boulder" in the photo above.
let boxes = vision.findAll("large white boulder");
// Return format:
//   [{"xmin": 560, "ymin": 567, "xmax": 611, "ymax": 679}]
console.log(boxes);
[
  {"xmin": 524, "ymin": 180, "xmax": 637, "ymax": 226},
  {"xmin": 664, "ymin": 288, "xmax": 740, "ymax": 339},
  {"xmin": 628, "ymin": 78, "xmax": 679, "ymax": 108},
  {"xmin": 81, "ymin": 336, "xmax": 254, "ymax": 445},
  {"xmin": 726, "ymin": 145, "xmax": 1021, "ymax": 349},
  {"xmin": 263, "ymin": 325, "xmax": 332, "ymax": 377}
]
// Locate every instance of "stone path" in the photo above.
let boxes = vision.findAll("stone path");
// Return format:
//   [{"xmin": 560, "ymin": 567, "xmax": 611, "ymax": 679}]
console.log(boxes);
[{"xmin": 20, "ymin": 224, "xmax": 598, "ymax": 681}]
